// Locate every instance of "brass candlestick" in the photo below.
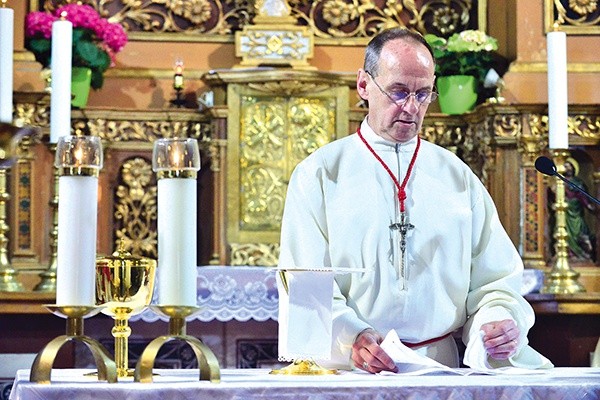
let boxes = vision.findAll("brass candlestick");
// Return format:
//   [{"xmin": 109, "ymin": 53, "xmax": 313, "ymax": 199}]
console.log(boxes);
[
  {"xmin": 541, "ymin": 150, "xmax": 586, "ymax": 294},
  {"xmin": 35, "ymin": 147, "xmax": 58, "ymax": 292},
  {"xmin": 95, "ymin": 244, "xmax": 156, "ymax": 378},
  {"xmin": 134, "ymin": 305, "xmax": 221, "ymax": 383},
  {"xmin": 0, "ymin": 167, "xmax": 23, "ymax": 291},
  {"xmin": 0, "ymin": 123, "xmax": 40, "ymax": 291},
  {"xmin": 29, "ymin": 305, "xmax": 117, "ymax": 384}
]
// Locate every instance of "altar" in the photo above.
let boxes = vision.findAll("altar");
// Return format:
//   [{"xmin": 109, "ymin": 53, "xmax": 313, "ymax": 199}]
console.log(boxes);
[{"xmin": 8, "ymin": 367, "xmax": 600, "ymax": 400}]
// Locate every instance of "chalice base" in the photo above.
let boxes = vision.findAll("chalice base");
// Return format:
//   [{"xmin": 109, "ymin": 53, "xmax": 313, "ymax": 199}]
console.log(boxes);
[{"xmin": 270, "ymin": 359, "xmax": 337, "ymax": 375}]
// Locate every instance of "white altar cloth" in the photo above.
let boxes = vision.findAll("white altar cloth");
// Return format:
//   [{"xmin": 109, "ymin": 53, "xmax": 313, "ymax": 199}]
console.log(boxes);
[
  {"xmin": 132, "ymin": 266, "xmax": 279, "ymax": 322},
  {"xmin": 9, "ymin": 368, "xmax": 600, "ymax": 400}
]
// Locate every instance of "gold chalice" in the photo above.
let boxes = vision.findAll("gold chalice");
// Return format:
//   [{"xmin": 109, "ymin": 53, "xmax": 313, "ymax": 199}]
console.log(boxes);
[{"xmin": 95, "ymin": 243, "xmax": 156, "ymax": 378}]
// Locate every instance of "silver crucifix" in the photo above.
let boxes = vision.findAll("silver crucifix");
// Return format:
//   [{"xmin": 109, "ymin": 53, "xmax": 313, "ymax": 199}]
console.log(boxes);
[
  {"xmin": 390, "ymin": 211, "xmax": 414, "ymax": 288},
  {"xmin": 389, "ymin": 211, "xmax": 414, "ymax": 254}
]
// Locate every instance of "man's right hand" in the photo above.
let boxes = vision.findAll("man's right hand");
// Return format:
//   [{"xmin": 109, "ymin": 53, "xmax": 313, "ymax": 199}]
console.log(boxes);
[{"xmin": 351, "ymin": 328, "xmax": 398, "ymax": 373}]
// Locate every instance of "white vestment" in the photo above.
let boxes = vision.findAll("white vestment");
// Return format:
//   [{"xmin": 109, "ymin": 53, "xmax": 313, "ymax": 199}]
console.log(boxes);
[{"xmin": 278, "ymin": 119, "xmax": 552, "ymax": 370}]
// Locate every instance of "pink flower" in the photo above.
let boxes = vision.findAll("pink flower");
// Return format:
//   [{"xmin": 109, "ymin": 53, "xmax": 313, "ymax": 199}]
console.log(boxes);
[
  {"xmin": 55, "ymin": 3, "xmax": 102, "ymax": 31},
  {"xmin": 98, "ymin": 19, "xmax": 128, "ymax": 53},
  {"xmin": 24, "ymin": 11, "xmax": 55, "ymax": 39}
]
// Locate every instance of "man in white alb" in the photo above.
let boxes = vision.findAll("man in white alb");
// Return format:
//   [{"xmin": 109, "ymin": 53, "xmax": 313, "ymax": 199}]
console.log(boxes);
[{"xmin": 278, "ymin": 27, "xmax": 552, "ymax": 372}]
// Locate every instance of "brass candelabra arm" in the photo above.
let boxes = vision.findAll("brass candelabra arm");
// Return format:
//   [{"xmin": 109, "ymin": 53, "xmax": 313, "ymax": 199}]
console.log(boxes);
[
  {"xmin": 29, "ymin": 305, "xmax": 117, "ymax": 384},
  {"xmin": 134, "ymin": 305, "xmax": 221, "ymax": 383}
]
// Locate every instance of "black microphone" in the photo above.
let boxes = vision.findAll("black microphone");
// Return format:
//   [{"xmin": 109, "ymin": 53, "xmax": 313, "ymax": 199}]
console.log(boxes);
[{"xmin": 534, "ymin": 156, "xmax": 600, "ymax": 206}]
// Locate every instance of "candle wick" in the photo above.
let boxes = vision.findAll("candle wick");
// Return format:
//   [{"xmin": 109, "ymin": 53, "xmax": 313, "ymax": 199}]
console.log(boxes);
[{"xmin": 553, "ymin": 19, "xmax": 564, "ymax": 31}]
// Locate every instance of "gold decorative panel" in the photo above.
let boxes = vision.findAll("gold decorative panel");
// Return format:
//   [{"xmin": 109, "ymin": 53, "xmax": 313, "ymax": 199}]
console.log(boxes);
[
  {"xmin": 222, "ymin": 74, "xmax": 349, "ymax": 265},
  {"xmin": 35, "ymin": 0, "xmax": 484, "ymax": 42},
  {"xmin": 114, "ymin": 157, "xmax": 157, "ymax": 258},
  {"xmin": 545, "ymin": 0, "xmax": 600, "ymax": 34},
  {"xmin": 238, "ymin": 95, "xmax": 336, "ymax": 231}
]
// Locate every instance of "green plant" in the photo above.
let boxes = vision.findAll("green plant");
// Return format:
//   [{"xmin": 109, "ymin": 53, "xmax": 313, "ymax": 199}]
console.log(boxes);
[
  {"xmin": 424, "ymin": 30, "xmax": 498, "ymax": 85},
  {"xmin": 25, "ymin": 3, "xmax": 127, "ymax": 90}
]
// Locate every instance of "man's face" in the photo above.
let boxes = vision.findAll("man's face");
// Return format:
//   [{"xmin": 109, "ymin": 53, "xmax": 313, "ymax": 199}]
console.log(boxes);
[{"xmin": 357, "ymin": 39, "xmax": 436, "ymax": 143}]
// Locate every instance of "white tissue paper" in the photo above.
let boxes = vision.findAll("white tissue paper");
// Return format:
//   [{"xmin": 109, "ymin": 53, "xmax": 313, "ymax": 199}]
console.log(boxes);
[
  {"xmin": 463, "ymin": 330, "xmax": 553, "ymax": 374},
  {"xmin": 380, "ymin": 330, "xmax": 462, "ymax": 375},
  {"xmin": 277, "ymin": 269, "xmax": 334, "ymax": 362}
]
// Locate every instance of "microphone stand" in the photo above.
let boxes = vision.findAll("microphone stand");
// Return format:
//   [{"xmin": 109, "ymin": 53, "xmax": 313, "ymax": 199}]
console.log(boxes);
[
  {"xmin": 552, "ymin": 169, "xmax": 600, "ymax": 206},
  {"xmin": 541, "ymin": 150, "xmax": 586, "ymax": 294}
]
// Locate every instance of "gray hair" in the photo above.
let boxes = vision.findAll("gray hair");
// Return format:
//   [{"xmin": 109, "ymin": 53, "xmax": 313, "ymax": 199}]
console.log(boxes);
[{"xmin": 364, "ymin": 28, "xmax": 435, "ymax": 76}]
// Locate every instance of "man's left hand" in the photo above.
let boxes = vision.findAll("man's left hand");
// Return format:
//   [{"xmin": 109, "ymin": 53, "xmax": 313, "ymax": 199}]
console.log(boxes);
[{"xmin": 480, "ymin": 319, "xmax": 520, "ymax": 360}]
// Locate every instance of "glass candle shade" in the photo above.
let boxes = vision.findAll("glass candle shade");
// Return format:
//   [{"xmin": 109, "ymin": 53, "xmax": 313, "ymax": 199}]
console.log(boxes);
[
  {"xmin": 55, "ymin": 135, "xmax": 103, "ymax": 174},
  {"xmin": 152, "ymin": 137, "xmax": 200, "ymax": 178}
]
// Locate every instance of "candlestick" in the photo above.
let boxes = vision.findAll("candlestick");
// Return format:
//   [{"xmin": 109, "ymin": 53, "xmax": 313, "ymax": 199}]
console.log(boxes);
[
  {"xmin": 134, "ymin": 305, "xmax": 220, "ymax": 383},
  {"xmin": 547, "ymin": 23, "xmax": 568, "ymax": 149},
  {"xmin": 29, "ymin": 305, "xmax": 117, "ymax": 384},
  {"xmin": 173, "ymin": 59, "xmax": 184, "ymax": 90},
  {"xmin": 50, "ymin": 15, "xmax": 73, "ymax": 144},
  {"xmin": 0, "ymin": 2, "xmax": 14, "ymax": 123},
  {"xmin": 34, "ymin": 150, "xmax": 59, "ymax": 292},
  {"xmin": 171, "ymin": 59, "xmax": 185, "ymax": 108},
  {"xmin": 540, "ymin": 150, "xmax": 585, "ymax": 294},
  {"xmin": 55, "ymin": 136, "xmax": 103, "ymax": 306},
  {"xmin": 152, "ymin": 138, "xmax": 200, "ymax": 306}
]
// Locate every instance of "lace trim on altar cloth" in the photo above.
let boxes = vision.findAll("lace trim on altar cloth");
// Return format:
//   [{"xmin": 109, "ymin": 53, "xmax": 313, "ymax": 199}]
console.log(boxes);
[{"xmin": 131, "ymin": 266, "xmax": 279, "ymax": 323}]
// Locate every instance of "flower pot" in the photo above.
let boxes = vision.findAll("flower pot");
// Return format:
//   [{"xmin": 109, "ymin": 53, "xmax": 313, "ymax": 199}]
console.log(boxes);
[
  {"xmin": 436, "ymin": 75, "xmax": 478, "ymax": 115},
  {"xmin": 71, "ymin": 67, "xmax": 92, "ymax": 108}
]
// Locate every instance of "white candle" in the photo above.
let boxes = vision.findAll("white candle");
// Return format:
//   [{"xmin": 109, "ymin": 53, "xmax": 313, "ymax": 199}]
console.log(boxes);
[
  {"xmin": 0, "ymin": 5, "xmax": 14, "ymax": 123},
  {"xmin": 547, "ymin": 28, "xmax": 568, "ymax": 149},
  {"xmin": 50, "ymin": 18, "xmax": 73, "ymax": 143},
  {"xmin": 157, "ymin": 178, "xmax": 197, "ymax": 306},
  {"xmin": 56, "ymin": 175, "xmax": 99, "ymax": 306}
]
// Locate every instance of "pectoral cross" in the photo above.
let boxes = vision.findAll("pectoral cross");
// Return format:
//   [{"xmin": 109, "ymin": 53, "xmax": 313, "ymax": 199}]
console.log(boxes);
[
  {"xmin": 390, "ymin": 211, "xmax": 414, "ymax": 286},
  {"xmin": 390, "ymin": 211, "xmax": 414, "ymax": 255}
]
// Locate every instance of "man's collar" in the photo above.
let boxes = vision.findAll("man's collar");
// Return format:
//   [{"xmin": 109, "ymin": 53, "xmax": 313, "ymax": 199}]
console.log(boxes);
[{"xmin": 360, "ymin": 119, "xmax": 418, "ymax": 149}]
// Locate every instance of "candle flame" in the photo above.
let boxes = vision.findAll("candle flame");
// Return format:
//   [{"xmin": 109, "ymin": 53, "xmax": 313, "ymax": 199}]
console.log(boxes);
[
  {"xmin": 174, "ymin": 59, "xmax": 184, "ymax": 73},
  {"xmin": 171, "ymin": 146, "xmax": 182, "ymax": 169},
  {"xmin": 60, "ymin": 11, "xmax": 68, "ymax": 20},
  {"xmin": 74, "ymin": 146, "xmax": 84, "ymax": 166}
]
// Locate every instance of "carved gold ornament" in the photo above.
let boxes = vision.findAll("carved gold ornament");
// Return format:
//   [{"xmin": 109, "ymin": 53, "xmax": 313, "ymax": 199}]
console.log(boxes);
[{"xmin": 38, "ymin": 0, "xmax": 482, "ymax": 41}]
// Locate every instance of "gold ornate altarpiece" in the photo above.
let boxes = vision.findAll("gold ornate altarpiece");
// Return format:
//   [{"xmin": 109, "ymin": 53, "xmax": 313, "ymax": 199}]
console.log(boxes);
[
  {"xmin": 12, "ymin": 0, "xmax": 600, "ymax": 289},
  {"xmin": 10, "ymin": 88, "xmax": 600, "ymax": 291}
]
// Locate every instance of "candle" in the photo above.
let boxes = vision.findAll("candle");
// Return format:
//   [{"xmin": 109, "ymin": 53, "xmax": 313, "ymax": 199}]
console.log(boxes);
[
  {"xmin": 153, "ymin": 138, "xmax": 200, "ymax": 306},
  {"xmin": 157, "ymin": 178, "xmax": 197, "ymax": 305},
  {"xmin": 55, "ymin": 136, "xmax": 103, "ymax": 306},
  {"xmin": 0, "ymin": 3, "xmax": 14, "ymax": 123},
  {"xmin": 50, "ymin": 15, "xmax": 73, "ymax": 143},
  {"xmin": 547, "ymin": 26, "xmax": 568, "ymax": 149},
  {"xmin": 173, "ymin": 59, "xmax": 184, "ymax": 90}
]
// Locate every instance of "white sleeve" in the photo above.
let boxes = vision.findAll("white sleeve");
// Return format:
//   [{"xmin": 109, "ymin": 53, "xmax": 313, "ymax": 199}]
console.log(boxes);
[{"xmin": 462, "ymin": 181, "xmax": 553, "ymax": 369}]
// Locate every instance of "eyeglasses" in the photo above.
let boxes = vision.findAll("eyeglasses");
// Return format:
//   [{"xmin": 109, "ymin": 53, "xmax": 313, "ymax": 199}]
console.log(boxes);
[{"xmin": 365, "ymin": 71, "xmax": 438, "ymax": 106}]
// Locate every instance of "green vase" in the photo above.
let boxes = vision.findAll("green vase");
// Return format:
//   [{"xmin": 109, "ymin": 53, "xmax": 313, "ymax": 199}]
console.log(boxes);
[
  {"xmin": 71, "ymin": 67, "xmax": 92, "ymax": 108},
  {"xmin": 436, "ymin": 75, "xmax": 478, "ymax": 115}
]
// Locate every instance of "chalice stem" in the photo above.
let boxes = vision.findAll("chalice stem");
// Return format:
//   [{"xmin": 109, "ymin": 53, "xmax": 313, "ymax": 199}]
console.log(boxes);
[{"xmin": 112, "ymin": 317, "xmax": 132, "ymax": 377}]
